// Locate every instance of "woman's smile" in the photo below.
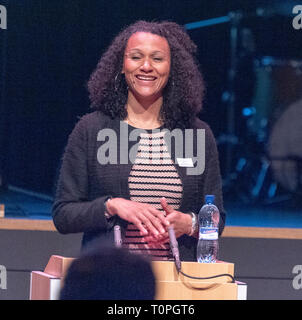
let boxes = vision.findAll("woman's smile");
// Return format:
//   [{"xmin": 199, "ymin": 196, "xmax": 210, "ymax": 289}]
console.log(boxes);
[{"xmin": 123, "ymin": 32, "xmax": 171, "ymax": 101}]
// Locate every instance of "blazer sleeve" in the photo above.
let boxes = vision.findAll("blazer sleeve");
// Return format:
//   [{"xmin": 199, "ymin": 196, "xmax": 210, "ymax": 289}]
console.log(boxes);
[
  {"xmin": 52, "ymin": 117, "xmax": 114, "ymax": 234},
  {"xmin": 202, "ymin": 123, "xmax": 226, "ymax": 235}
]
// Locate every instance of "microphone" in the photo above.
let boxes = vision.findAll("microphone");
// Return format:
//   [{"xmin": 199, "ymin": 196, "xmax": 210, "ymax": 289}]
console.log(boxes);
[
  {"xmin": 168, "ymin": 226, "xmax": 181, "ymax": 272},
  {"xmin": 114, "ymin": 225, "xmax": 122, "ymax": 248}
]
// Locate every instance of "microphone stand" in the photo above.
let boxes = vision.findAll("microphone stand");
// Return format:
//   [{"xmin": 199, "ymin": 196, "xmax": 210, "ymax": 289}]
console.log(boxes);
[
  {"xmin": 114, "ymin": 225, "xmax": 122, "ymax": 248},
  {"xmin": 0, "ymin": 7, "xmax": 8, "ymax": 191},
  {"xmin": 168, "ymin": 226, "xmax": 181, "ymax": 272},
  {"xmin": 224, "ymin": 11, "xmax": 242, "ymax": 181}
]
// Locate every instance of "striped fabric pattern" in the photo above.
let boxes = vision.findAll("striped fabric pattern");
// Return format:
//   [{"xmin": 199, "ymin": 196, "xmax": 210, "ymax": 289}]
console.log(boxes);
[{"xmin": 124, "ymin": 130, "xmax": 183, "ymax": 260}]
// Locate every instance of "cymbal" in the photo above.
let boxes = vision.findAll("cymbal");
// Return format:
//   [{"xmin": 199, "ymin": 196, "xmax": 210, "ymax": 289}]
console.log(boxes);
[{"xmin": 255, "ymin": 1, "xmax": 300, "ymax": 18}]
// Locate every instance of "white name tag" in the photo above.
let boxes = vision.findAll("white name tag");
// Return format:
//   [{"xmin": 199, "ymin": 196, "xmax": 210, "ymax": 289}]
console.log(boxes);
[{"xmin": 176, "ymin": 158, "xmax": 194, "ymax": 167}]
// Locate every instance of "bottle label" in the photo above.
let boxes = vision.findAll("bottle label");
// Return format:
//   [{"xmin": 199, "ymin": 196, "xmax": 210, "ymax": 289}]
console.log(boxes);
[{"xmin": 199, "ymin": 227, "xmax": 218, "ymax": 240}]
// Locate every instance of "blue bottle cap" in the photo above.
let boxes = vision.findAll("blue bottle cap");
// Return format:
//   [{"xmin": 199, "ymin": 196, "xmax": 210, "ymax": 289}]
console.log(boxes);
[{"xmin": 205, "ymin": 195, "xmax": 215, "ymax": 204}]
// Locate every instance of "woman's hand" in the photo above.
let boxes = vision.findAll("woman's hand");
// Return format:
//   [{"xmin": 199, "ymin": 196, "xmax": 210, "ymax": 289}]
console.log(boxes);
[
  {"xmin": 143, "ymin": 197, "xmax": 192, "ymax": 245},
  {"xmin": 106, "ymin": 198, "xmax": 169, "ymax": 237}
]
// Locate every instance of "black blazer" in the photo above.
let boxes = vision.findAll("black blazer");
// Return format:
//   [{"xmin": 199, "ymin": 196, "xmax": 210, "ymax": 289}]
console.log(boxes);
[{"xmin": 52, "ymin": 111, "xmax": 225, "ymax": 261}]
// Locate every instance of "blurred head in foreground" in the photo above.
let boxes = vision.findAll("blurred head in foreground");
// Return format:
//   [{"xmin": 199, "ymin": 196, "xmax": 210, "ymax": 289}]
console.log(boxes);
[{"xmin": 60, "ymin": 239, "xmax": 156, "ymax": 300}]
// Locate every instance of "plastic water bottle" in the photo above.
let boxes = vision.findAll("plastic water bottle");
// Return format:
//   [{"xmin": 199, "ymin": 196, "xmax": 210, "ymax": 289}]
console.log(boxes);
[{"xmin": 197, "ymin": 195, "xmax": 219, "ymax": 263}]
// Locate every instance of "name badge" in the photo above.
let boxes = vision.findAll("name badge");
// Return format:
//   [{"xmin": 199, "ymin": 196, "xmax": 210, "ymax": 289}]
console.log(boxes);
[{"xmin": 176, "ymin": 158, "xmax": 194, "ymax": 167}]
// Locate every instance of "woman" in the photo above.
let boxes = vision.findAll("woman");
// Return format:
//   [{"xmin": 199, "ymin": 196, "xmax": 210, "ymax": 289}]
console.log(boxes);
[{"xmin": 52, "ymin": 20, "xmax": 225, "ymax": 261}]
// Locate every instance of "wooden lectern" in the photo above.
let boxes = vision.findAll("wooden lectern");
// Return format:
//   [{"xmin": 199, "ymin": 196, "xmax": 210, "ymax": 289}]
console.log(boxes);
[{"xmin": 30, "ymin": 255, "xmax": 247, "ymax": 300}]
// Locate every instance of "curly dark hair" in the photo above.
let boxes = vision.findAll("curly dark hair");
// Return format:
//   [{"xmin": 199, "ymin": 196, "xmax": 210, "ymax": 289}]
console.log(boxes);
[{"xmin": 87, "ymin": 20, "xmax": 205, "ymax": 130}]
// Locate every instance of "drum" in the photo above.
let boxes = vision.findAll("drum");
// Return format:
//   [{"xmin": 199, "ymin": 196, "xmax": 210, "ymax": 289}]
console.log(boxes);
[
  {"xmin": 249, "ymin": 56, "xmax": 302, "ymax": 140},
  {"xmin": 268, "ymin": 99, "xmax": 302, "ymax": 192}
]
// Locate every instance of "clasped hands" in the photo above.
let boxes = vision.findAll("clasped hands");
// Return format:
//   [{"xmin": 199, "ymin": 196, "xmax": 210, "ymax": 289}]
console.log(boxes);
[{"xmin": 106, "ymin": 197, "xmax": 192, "ymax": 245}]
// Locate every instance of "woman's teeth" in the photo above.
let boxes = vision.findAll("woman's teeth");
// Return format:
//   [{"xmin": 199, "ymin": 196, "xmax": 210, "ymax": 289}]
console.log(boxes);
[{"xmin": 136, "ymin": 75, "xmax": 157, "ymax": 81}]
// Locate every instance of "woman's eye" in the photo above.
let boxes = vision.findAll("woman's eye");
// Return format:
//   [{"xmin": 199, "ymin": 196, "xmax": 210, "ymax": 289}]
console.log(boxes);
[
  {"xmin": 153, "ymin": 57, "xmax": 163, "ymax": 61},
  {"xmin": 131, "ymin": 56, "xmax": 141, "ymax": 60}
]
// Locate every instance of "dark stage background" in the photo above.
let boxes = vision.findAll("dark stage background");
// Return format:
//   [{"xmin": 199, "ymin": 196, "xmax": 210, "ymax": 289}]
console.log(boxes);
[
  {"xmin": 1, "ymin": 0, "xmax": 302, "ymax": 301},
  {"xmin": 0, "ymin": 0, "xmax": 302, "ymax": 208}
]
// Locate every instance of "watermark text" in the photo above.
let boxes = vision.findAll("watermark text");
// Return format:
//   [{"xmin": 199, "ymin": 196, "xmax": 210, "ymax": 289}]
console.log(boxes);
[
  {"xmin": 96, "ymin": 122, "xmax": 205, "ymax": 175},
  {"xmin": 0, "ymin": 265, "xmax": 7, "ymax": 290},
  {"xmin": 292, "ymin": 265, "xmax": 302, "ymax": 290},
  {"xmin": 293, "ymin": 5, "xmax": 302, "ymax": 30},
  {"xmin": 0, "ymin": 4, "xmax": 7, "ymax": 30}
]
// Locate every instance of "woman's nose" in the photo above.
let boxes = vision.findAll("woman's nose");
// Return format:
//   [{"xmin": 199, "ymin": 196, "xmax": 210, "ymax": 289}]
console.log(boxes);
[{"xmin": 140, "ymin": 58, "xmax": 153, "ymax": 73}]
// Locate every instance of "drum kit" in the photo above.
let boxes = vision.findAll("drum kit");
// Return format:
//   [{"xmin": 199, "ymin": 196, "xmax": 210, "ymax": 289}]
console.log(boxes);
[
  {"xmin": 236, "ymin": 56, "xmax": 302, "ymax": 203},
  {"xmin": 186, "ymin": 3, "xmax": 302, "ymax": 204},
  {"xmin": 211, "ymin": 5, "xmax": 302, "ymax": 204}
]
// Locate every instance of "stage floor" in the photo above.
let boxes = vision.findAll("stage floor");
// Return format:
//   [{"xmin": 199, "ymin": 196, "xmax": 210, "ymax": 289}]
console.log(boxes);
[{"xmin": 0, "ymin": 186, "xmax": 302, "ymax": 238}]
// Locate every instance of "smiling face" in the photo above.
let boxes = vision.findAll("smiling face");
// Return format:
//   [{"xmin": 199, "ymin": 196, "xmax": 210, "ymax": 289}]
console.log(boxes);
[{"xmin": 122, "ymin": 32, "xmax": 171, "ymax": 103}]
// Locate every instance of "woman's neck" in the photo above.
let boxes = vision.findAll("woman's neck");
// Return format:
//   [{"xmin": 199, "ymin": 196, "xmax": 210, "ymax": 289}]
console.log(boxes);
[{"xmin": 125, "ymin": 92, "xmax": 163, "ymax": 129}]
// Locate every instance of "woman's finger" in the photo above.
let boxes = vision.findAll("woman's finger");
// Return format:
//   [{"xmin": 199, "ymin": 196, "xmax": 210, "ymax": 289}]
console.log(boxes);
[
  {"xmin": 149, "ymin": 207, "xmax": 170, "ymax": 227},
  {"xmin": 131, "ymin": 215, "xmax": 148, "ymax": 236},
  {"xmin": 160, "ymin": 197, "xmax": 174, "ymax": 216},
  {"xmin": 137, "ymin": 211, "xmax": 162, "ymax": 237},
  {"xmin": 144, "ymin": 232, "xmax": 169, "ymax": 245},
  {"xmin": 144, "ymin": 210, "xmax": 167, "ymax": 234}
]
